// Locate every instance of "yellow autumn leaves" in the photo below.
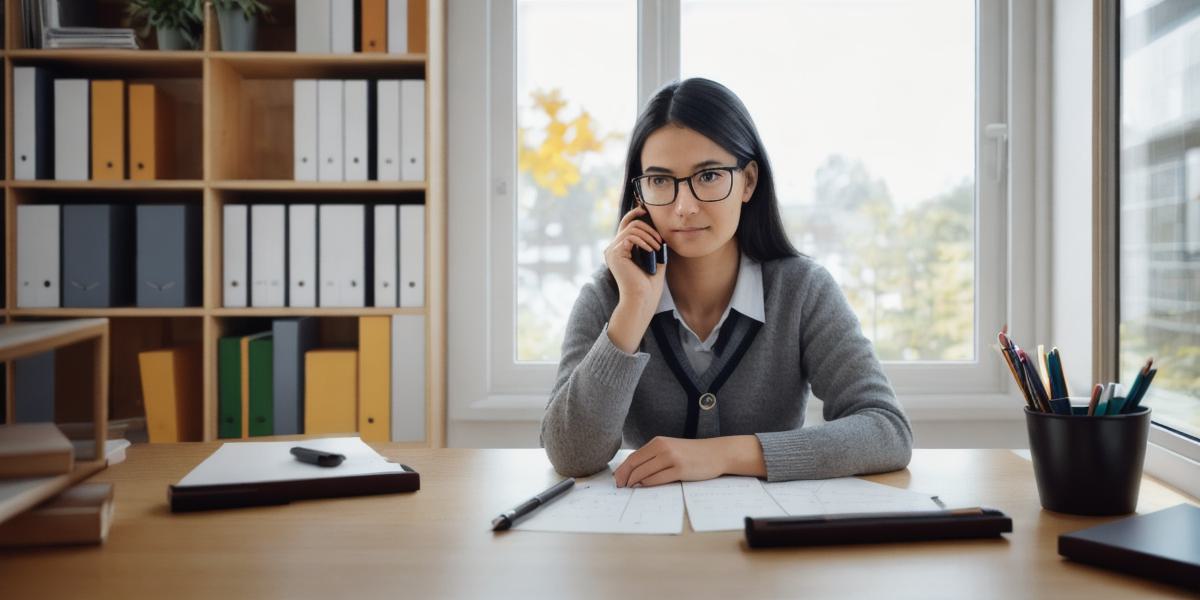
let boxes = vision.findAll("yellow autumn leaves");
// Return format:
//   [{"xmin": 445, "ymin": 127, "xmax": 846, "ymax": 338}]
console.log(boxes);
[{"xmin": 518, "ymin": 89, "xmax": 621, "ymax": 197}]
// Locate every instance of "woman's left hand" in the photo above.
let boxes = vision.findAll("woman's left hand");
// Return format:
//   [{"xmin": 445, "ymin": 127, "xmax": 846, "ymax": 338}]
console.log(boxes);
[{"xmin": 613, "ymin": 436, "xmax": 727, "ymax": 488}]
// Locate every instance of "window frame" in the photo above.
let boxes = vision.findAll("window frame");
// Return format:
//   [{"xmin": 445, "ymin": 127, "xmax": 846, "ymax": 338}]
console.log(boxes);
[{"xmin": 448, "ymin": 0, "xmax": 1039, "ymax": 426}]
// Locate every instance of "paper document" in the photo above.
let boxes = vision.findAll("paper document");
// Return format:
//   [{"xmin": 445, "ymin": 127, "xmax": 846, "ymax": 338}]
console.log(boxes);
[
  {"xmin": 513, "ymin": 470, "xmax": 684, "ymax": 535},
  {"xmin": 177, "ymin": 437, "xmax": 406, "ymax": 487},
  {"xmin": 682, "ymin": 476, "xmax": 942, "ymax": 532}
]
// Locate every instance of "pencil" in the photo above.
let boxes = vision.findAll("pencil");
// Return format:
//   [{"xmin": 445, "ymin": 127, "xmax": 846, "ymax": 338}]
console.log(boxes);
[{"xmin": 1088, "ymin": 383, "xmax": 1102, "ymax": 416}]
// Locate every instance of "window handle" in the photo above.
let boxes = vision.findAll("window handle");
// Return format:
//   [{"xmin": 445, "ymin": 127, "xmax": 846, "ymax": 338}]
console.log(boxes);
[{"xmin": 984, "ymin": 123, "xmax": 1008, "ymax": 183}]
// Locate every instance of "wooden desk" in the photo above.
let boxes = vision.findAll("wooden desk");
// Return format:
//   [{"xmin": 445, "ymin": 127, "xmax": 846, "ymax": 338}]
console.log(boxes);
[{"xmin": 0, "ymin": 446, "xmax": 1195, "ymax": 598}]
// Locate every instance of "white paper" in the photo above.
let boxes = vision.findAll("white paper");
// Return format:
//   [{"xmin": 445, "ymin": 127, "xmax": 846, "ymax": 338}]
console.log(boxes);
[
  {"xmin": 512, "ymin": 470, "xmax": 684, "ymax": 535},
  {"xmin": 177, "ymin": 437, "xmax": 406, "ymax": 487},
  {"xmin": 681, "ymin": 476, "xmax": 787, "ymax": 532}
]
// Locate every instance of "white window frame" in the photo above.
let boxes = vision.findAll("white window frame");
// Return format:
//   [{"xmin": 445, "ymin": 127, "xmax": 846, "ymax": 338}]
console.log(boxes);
[{"xmin": 449, "ymin": 0, "xmax": 1042, "ymax": 425}]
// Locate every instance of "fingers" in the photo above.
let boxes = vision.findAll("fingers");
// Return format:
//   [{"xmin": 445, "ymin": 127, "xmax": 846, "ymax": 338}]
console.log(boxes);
[
  {"xmin": 614, "ymin": 440, "xmax": 658, "ymax": 486},
  {"xmin": 626, "ymin": 220, "xmax": 664, "ymax": 245},
  {"xmin": 618, "ymin": 205, "xmax": 648, "ymax": 229},
  {"xmin": 637, "ymin": 467, "xmax": 682, "ymax": 487},
  {"xmin": 624, "ymin": 229, "xmax": 660, "ymax": 254},
  {"xmin": 623, "ymin": 454, "xmax": 672, "ymax": 488}
]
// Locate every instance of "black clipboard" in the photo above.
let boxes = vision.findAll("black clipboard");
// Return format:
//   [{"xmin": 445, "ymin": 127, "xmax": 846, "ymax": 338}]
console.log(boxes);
[
  {"xmin": 744, "ymin": 508, "xmax": 1012, "ymax": 548},
  {"xmin": 169, "ymin": 464, "xmax": 420, "ymax": 512}
]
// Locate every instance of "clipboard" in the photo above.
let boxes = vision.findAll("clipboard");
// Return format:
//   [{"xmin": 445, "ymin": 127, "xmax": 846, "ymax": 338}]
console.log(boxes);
[{"xmin": 744, "ymin": 508, "xmax": 1012, "ymax": 548}]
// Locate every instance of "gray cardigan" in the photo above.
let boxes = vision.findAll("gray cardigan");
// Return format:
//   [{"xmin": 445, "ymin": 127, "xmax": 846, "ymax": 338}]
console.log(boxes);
[{"xmin": 540, "ymin": 255, "xmax": 913, "ymax": 481}]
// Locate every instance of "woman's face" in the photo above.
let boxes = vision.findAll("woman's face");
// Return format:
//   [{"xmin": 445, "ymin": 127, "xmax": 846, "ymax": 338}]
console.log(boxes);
[{"xmin": 638, "ymin": 125, "xmax": 758, "ymax": 260}]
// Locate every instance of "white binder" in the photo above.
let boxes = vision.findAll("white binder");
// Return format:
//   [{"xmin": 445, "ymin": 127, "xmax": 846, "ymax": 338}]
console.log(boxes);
[
  {"xmin": 399, "ymin": 204, "xmax": 425, "ymax": 308},
  {"xmin": 293, "ymin": 79, "xmax": 319, "ymax": 181},
  {"xmin": 376, "ymin": 80, "xmax": 401, "ymax": 181},
  {"xmin": 16, "ymin": 205, "xmax": 60, "ymax": 308},
  {"xmin": 374, "ymin": 205, "xmax": 398, "ymax": 307},
  {"xmin": 54, "ymin": 79, "xmax": 90, "ymax": 181},
  {"xmin": 318, "ymin": 205, "xmax": 365, "ymax": 307},
  {"xmin": 317, "ymin": 80, "xmax": 344, "ymax": 182},
  {"xmin": 295, "ymin": 0, "xmax": 330, "ymax": 53},
  {"xmin": 391, "ymin": 314, "xmax": 426, "ymax": 442},
  {"xmin": 387, "ymin": 0, "xmax": 408, "ymax": 53},
  {"xmin": 288, "ymin": 205, "xmax": 318, "ymax": 307},
  {"xmin": 330, "ymin": 0, "xmax": 354, "ymax": 54},
  {"xmin": 250, "ymin": 205, "xmax": 286, "ymax": 308},
  {"xmin": 400, "ymin": 80, "xmax": 426, "ymax": 181},
  {"xmin": 343, "ymin": 80, "xmax": 369, "ymax": 182},
  {"xmin": 14, "ymin": 67, "xmax": 49, "ymax": 180},
  {"xmin": 223, "ymin": 205, "xmax": 248, "ymax": 308}
]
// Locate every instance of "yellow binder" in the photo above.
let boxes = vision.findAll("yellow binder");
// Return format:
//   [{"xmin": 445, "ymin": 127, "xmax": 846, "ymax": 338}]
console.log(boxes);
[
  {"xmin": 128, "ymin": 83, "xmax": 174, "ymax": 180},
  {"xmin": 90, "ymin": 80, "xmax": 126, "ymax": 180},
  {"xmin": 361, "ymin": 0, "xmax": 388, "ymax": 53},
  {"xmin": 408, "ymin": 0, "xmax": 427, "ymax": 53},
  {"xmin": 358, "ymin": 317, "xmax": 391, "ymax": 442},
  {"xmin": 305, "ymin": 349, "xmax": 358, "ymax": 434},
  {"xmin": 138, "ymin": 345, "xmax": 202, "ymax": 443}
]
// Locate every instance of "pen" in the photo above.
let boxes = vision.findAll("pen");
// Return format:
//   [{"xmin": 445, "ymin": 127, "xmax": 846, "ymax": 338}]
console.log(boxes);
[
  {"xmin": 290, "ymin": 446, "xmax": 346, "ymax": 467},
  {"xmin": 491, "ymin": 478, "xmax": 575, "ymax": 531}
]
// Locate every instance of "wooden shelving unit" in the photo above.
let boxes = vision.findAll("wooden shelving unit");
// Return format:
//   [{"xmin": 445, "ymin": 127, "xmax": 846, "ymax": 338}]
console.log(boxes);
[{"xmin": 0, "ymin": 0, "xmax": 447, "ymax": 447}]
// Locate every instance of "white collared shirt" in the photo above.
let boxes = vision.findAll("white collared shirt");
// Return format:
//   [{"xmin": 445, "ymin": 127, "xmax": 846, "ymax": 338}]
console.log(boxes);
[{"xmin": 655, "ymin": 252, "xmax": 765, "ymax": 374}]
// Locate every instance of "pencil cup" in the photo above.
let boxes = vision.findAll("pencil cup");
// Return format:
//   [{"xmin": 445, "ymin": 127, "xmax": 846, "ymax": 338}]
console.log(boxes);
[{"xmin": 1025, "ymin": 405, "xmax": 1150, "ymax": 516}]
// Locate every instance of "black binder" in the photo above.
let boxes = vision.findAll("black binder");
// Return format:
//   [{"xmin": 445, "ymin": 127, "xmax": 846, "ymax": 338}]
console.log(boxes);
[
  {"xmin": 744, "ymin": 508, "xmax": 1012, "ymax": 548},
  {"xmin": 169, "ymin": 464, "xmax": 420, "ymax": 512},
  {"xmin": 1059, "ymin": 503, "xmax": 1200, "ymax": 590}
]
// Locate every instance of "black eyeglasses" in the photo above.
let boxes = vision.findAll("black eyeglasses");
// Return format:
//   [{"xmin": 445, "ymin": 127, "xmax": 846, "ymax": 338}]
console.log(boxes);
[{"xmin": 632, "ymin": 166, "xmax": 743, "ymax": 206}]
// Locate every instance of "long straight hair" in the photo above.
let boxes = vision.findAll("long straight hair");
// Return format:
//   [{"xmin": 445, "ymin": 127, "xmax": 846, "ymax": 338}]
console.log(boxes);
[{"xmin": 615, "ymin": 78, "xmax": 801, "ymax": 265}]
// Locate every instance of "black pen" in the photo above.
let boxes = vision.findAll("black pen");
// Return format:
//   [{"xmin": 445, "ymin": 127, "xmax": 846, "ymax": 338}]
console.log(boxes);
[{"xmin": 491, "ymin": 478, "xmax": 575, "ymax": 531}]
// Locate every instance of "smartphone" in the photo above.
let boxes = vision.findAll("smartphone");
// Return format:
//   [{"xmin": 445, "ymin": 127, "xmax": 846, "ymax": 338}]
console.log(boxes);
[{"xmin": 630, "ymin": 204, "xmax": 668, "ymax": 275}]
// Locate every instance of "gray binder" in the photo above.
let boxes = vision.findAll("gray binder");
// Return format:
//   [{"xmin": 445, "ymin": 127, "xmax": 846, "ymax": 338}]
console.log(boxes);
[
  {"xmin": 271, "ymin": 318, "xmax": 319, "ymax": 435},
  {"xmin": 137, "ymin": 204, "xmax": 201, "ymax": 307},
  {"xmin": 63, "ymin": 204, "xmax": 134, "ymax": 308},
  {"xmin": 14, "ymin": 66, "xmax": 52, "ymax": 180},
  {"xmin": 14, "ymin": 351, "xmax": 55, "ymax": 423}
]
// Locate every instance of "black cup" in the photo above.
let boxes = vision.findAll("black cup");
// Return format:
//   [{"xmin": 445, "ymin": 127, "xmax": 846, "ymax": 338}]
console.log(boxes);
[{"xmin": 1025, "ymin": 406, "xmax": 1151, "ymax": 516}]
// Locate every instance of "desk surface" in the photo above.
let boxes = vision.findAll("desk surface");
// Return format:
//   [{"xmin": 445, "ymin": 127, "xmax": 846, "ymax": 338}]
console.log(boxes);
[{"xmin": 0, "ymin": 446, "xmax": 1196, "ymax": 599}]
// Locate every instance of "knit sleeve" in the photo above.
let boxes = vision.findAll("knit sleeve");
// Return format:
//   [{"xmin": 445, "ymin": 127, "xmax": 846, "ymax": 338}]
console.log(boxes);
[
  {"xmin": 540, "ymin": 281, "xmax": 652, "ymax": 477},
  {"xmin": 755, "ymin": 265, "xmax": 913, "ymax": 481}
]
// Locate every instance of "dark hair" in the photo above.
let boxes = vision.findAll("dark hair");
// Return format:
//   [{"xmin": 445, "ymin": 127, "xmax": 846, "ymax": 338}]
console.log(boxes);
[{"xmin": 616, "ymin": 78, "xmax": 801, "ymax": 263}]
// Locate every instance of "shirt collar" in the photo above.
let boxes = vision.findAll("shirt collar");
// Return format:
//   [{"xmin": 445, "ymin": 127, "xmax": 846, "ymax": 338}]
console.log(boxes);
[{"xmin": 655, "ymin": 251, "xmax": 765, "ymax": 325}]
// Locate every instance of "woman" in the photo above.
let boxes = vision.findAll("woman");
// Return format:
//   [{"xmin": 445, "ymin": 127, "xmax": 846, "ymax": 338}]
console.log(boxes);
[{"xmin": 541, "ymin": 78, "xmax": 912, "ymax": 487}]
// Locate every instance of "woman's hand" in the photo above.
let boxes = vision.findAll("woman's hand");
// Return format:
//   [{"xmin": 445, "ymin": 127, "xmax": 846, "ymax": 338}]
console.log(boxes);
[
  {"xmin": 603, "ymin": 205, "xmax": 667, "ymax": 353},
  {"xmin": 613, "ymin": 435, "xmax": 767, "ymax": 487}
]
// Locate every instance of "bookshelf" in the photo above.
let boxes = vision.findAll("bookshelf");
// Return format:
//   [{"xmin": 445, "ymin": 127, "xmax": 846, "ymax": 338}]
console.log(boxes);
[{"xmin": 1, "ymin": 0, "xmax": 447, "ymax": 448}]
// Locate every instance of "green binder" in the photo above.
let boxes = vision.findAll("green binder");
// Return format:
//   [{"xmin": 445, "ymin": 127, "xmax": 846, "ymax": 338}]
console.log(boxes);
[
  {"xmin": 217, "ymin": 336, "xmax": 242, "ymax": 439},
  {"xmin": 248, "ymin": 335, "xmax": 274, "ymax": 437}
]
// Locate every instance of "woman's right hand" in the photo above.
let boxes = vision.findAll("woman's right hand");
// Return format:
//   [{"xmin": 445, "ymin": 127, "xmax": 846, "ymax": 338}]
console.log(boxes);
[{"xmin": 603, "ymin": 205, "xmax": 667, "ymax": 318}]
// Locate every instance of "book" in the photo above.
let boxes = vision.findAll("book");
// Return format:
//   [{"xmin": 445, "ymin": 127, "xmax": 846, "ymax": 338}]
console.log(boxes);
[
  {"xmin": 0, "ymin": 483, "xmax": 115, "ymax": 547},
  {"xmin": 0, "ymin": 424, "xmax": 74, "ymax": 478},
  {"xmin": 1059, "ymin": 503, "xmax": 1200, "ymax": 589}
]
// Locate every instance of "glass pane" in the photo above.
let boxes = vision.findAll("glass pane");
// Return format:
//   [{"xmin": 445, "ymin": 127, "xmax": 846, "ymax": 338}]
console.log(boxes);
[
  {"xmin": 681, "ymin": 0, "xmax": 976, "ymax": 361},
  {"xmin": 515, "ymin": 0, "xmax": 637, "ymax": 362},
  {"xmin": 1119, "ymin": 3, "xmax": 1200, "ymax": 439}
]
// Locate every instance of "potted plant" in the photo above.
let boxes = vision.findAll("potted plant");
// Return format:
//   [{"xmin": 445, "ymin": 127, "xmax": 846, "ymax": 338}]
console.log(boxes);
[
  {"xmin": 212, "ymin": 0, "xmax": 270, "ymax": 52},
  {"xmin": 127, "ymin": 0, "xmax": 203, "ymax": 50}
]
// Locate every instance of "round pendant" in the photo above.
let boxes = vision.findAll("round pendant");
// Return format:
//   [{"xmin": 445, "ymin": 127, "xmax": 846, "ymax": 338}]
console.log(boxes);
[{"xmin": 698, "ymin": 392, "xmax": 717, "ymax": 411}]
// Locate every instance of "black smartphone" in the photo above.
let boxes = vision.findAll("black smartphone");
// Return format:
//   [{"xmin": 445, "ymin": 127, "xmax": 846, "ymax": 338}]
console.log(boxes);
[{"xmin": 630, "ymin": 205, "xmax": 668, "ymax": 275}]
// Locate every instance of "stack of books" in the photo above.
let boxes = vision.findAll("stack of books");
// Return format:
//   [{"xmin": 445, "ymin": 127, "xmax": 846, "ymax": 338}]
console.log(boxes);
[
  {"xmin": 0, "ymin": 424, "xmax": 115, "ymax": 547},
  {"xmin": 43, "ymin": 27, "xmax": 139, "ymax": 49},
  {"xmin": 21, "ymin": 0, "xmax": 137, "ymax": 49}
]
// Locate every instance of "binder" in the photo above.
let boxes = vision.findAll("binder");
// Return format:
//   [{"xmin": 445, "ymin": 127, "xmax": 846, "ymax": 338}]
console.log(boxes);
[
  {"xmin": 223, "ymin": 205, "xmax": 248, "ymax": 307},
  {"xmin": 239, "ymin": 332, "xmax": 271, "ymax": 439},
  {"xmin": 250, "ymin": 204, "xmax": 287, "ymax": 307},
  {"xmin": 318, "ymin": 204, "xmax": 365, "ymax": 307},
  {"xmin": 14, "ymin": 352, "xmax": 55, "ymax": 423},
  {"xmin": 129, "ymin": 83, "xmax": 174, "ymax": 180},
  {"xmin": 272, "ymin": 318, "xmax": 318, "ymax": 436},
  {"xmin": 399, "ymin": 204, "xmax": 425, "ymax": 307},
  {"xmin": 304, "ymin": 349, "xmax": 358, "ymax": 434},
  {"xmin": 247, "ymin": 334, "xmax": 274, "ymax": 437},
  {"xmin": 330, "ymin": 0, "xmax": 354, "ymax": 54},
  {"xmin": 295, "ymin": 0, "xmax": 330, "ymax": 53},
  {"xmin": 62, "ymin": 204, "xmax": 134, "ymax": 308},
  {"xmin": 168, "ymin": 438, "xmax": 419, "ymax": 512},
  {"xmin": 14, "ymin": 66, "xmax": 51, "ymax": 180},
  {"xmin": 373, "ymin": 205, "xmax": 398, "ymax": 307},
  {"xmin": 361, "ymin": 0, "xmax": 387, "ymax": 52},
  {"xmin": 90, "ymin": 80, "xmax": 126, "ymax": 180},
  {"xmin": 17, "ymin": 205, "xmax": 61, "ymax": 308},
  {"xmin": 358, "ymin": 317, "xmax": 391, "ymax": 442},
  {"xmin": 391, "ymin": 314, "xmax": 425, "ymax": 442},
  {"xmin": 744, "ymin": 508, "xmax": 1013, "ymax": 548},
  {"xmin": 293, "ymin": 79, "xmax": 319, "ymax": 181},
  {"xmin": 217, "ymin": 336, "xmax": 243, "ymax": 439},
  {"xmin": 400, "ymin": 79, "xmax": 426, "ymax": 181},
  {"xmin": 288, "ymin": 204, "xmax": 318, "ymax": 307},
  {"xmin": 54, "ymin": 79, "xmax": 90, "ymax": 181},
  {"xmin": 136, "ymin": 204, "xmax": 201, "ymax": 308},
  {"xmin": 343, "ymin": 80, "xmax": 370, "ymax": 182},
  {"xmin": 376, "ymin": 80, "xmax": 401, "ymax": 181},
  {"xmin": 408, "ymin": 0, "xmax": 427, "ymax": 53},
  {"xmin": 387, "ymin": 0, "xmax": 408, "ymax": 53},
  {"xmin": 138, "ymin": 345, "xmax": 202, "ymax": 443},
  {"xmin": 317, "ymin": 80, "xmax": 345, "ymax": 181}
]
